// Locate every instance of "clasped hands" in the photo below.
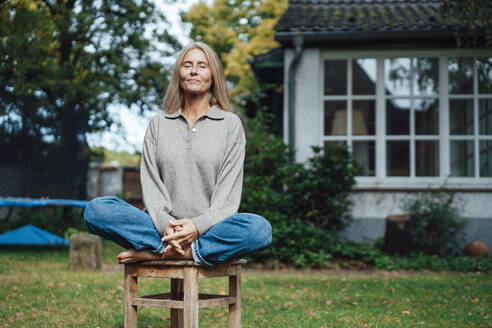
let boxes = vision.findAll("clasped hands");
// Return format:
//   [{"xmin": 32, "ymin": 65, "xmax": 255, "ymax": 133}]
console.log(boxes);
[{"xmin": 161, "ymin": 218, "xmax": 199, "ymax": 256}]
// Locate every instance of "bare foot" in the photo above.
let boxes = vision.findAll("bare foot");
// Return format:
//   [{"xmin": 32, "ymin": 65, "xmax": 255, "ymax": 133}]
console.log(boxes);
[
  {"xmin": 118, "ymin": 248, "xmax": 162, "ymax": 264},
  {"xmin": 162, "ymin": 245, "xmax": 193, "ymax": 261}
]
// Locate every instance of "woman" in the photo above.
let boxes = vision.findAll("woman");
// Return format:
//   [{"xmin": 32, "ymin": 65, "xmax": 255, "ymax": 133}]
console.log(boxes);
[{"xmin": 84, "ymin": 42, "xmax": 272, "ymax": 265}]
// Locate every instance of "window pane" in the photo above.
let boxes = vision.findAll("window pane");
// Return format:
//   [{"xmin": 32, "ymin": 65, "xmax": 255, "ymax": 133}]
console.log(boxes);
[
  {"xmin": 414, "ymin": 57, "xmax": 439, "ymax": 96},
  {"xmin": 448, "ymin": 57, "xmax": 473, "ymax": 94},
  {"xmin": 450, "ymin": 141, "xmax": 474, "ymax": 177},
  {"xmin": 353, "ymin": 58, "xmax": 376, "ymax": 95},
  {"xmin": 353, "ymin": 141, "xmax": 375, "ymax": 176},
  {"xmin": 324, "ymin": 60, "xmax": 346, "ymax": 95},
  {"xmin": 385, "ymin": 58, "xmax": 411, "ymax": 96},
  {"xmin": 416, "ymin": 141, "xmax": 439, "ymax": 176},
  {"xmin": 450, "ymin": 99, "xmax": 474, "ymax": 135},
  {"xmin": 387, "ymin": 141, "xmax": 410, "ymax": 176},
  {"xmin": 353, "ymin": 100, "xmax": 375, "ymax": 135},
  {"xmin": 386, "ymin": 99, "xmax": 410, "ymax": 135},
  {"xmin": 324, "ymin": 101, "xmax": 346, "ymax": 135},
  {"xmin": 479, "ymin": 99, "xmax": 492, "ymax": 135},
  {"xmin": 415, "ymin": 98, "xmax": 439, "ymax": 135},
  {"xmin": 480, "ymin": 140, "xmax": 492, "ymax": 177},
  {"xmin": 324, "ymin": 141, "xmax": 347, "ymax": 147},
  {"xmin": 477, "ymin": 57, "xmax": 492, "ymax": 94}
]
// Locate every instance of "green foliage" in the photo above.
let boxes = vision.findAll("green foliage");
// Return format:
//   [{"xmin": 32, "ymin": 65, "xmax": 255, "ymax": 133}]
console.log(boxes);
[
  {"xmin": 259, "ymin": 216, "xmax": 335, "ymax": 269},
  {"xmin": 0, "ymin": 207, "xmax": 87, "ymax": 237},
  {"xmin": 90, "ymin": 147, "xmax": 141, "ymax": 167},
  {"xmin": 285, "ymin": 144, "xmax": 357, "ymax": 232},
  {"xmin": 376, "ymin": 252, "xmax": 492, "ymax": 273},
  {"xmin": 441, "ymin": 0, "xmax": 492, "ymax": 47},
  {"xmin": 241, "ymin": 110, "xmax": 356, "ymax": 267},
  {"xmin": 64, "ymin": 227, "xmax": 83, "ymax": 240},
  {"xmin": 328, "ymin": 241, "xmax": 492, "ymax": 273},
  {"xmin": 403, "ymin": 191, "xmax": 465, "ymax": 255},
  {"xmin": 182, "ymin": 0, "xmax": 288, "ymax": 95},
  {"xmin": 0, "ymin": 0, "xmax": 177, "ymax": 197}
]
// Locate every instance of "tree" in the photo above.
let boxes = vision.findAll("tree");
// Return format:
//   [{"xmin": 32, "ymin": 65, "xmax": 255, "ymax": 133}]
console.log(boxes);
[
  {"xmin": 182, "ymin": 0, "xmax": 287, "ymax": 96},
  {"xmin": 441, "ymin": 0, "xmax": 492, "ymax": 47},
  {"xmin": 0, "ymin": 0, "xmax": 179, "ymax": 198}
]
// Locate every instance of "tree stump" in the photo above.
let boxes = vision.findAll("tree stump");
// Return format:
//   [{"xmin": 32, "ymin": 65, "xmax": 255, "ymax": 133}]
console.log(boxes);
[
  {"xmin": 383, "ymin": 215, "xmax": 413, "ymax": 255},
  {"xmin": 69, "ymin": 232, "xmax": 102, "ymax": 271}
]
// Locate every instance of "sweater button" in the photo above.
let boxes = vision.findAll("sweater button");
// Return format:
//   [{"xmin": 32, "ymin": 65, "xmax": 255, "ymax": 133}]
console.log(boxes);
[{"xmin": 191, "ymin": 128, "xmax": 197, "ymax": 133}]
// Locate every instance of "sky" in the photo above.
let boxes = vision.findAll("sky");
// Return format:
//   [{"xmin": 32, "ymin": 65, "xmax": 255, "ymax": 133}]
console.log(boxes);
[{"xmin": 86, "ymin": 0, "xmax": 201, "ymax": 154}]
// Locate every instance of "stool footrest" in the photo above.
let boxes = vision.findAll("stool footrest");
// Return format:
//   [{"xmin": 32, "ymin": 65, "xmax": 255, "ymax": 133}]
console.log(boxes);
[
  {"xmin": 198, "ymin": 294, "xmax": 237, "ymax": 308},
  {"xmin": 133, "ymin": 292, "xmax": 237, "ymax": 309},
  {"xmin": 133, "ymin": 297, "xmax": 183, "ymax": 309}
]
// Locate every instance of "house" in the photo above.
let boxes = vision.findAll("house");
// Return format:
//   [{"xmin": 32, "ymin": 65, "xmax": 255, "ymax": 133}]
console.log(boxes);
[
  {"xmin": 87, "ymin": 163, "xmax": 143, "ymax": 209},
  {"xmin": 258, "ymin": 0, "xmax": 492, "ymax": 250}
]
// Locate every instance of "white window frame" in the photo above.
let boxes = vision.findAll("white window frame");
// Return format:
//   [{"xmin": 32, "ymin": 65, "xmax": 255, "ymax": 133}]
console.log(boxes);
[{"xmin": 320, "ymin": 49, "xmax": 492, "ymax": 190}]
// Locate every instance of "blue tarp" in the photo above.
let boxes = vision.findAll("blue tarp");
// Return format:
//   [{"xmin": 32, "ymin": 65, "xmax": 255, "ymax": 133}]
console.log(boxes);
[
  {"xmin": 0, "ymin": 224, "xmax": 69, "ymax": 246},
  {"xmin": 0, "ymin": 197, "xmax": 88, "ymax": 208}
]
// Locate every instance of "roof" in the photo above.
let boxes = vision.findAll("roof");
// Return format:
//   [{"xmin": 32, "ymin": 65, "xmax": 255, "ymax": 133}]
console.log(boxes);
[
  {"xmin": 275, "ymin": 0, "xmax": 469, "ymax": 47},
  {"xmin": 0, "ymin": 225, "xmax": 69, "ymax": 246},
  {"xmin": 248, "ymin": 48, "xmax": 284, "ymax": 85}
]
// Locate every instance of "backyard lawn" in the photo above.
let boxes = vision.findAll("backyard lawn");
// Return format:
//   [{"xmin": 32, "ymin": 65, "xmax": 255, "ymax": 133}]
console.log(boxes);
[{"xmin": 1, "ymin": 241, "xmax": 491, "ymax": 327}]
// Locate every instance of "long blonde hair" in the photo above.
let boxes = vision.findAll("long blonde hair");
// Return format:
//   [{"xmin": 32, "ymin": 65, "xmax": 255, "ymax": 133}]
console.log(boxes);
[{"xmin": 163, "ymin": 42, "xmax": 231, "ymax": 113}]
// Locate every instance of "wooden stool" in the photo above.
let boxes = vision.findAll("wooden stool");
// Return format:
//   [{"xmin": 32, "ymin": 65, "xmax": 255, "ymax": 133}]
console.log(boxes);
[{"xmin": 123, "ymin": 259, "xmax": 246, "ymax": 328}]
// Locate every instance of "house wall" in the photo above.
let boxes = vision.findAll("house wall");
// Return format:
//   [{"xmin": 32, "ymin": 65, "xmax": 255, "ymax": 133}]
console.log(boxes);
[
  {"xmin": 86, "ymin": 165, "xmax": 123, "ymax": 199},
  {"xmin": 342, "ymin": 191, "xmax": 492, "ymax": 254},
  {"xmin": 283, "ymin": 48, "xmax": 492, "ymax": 254},
  {"xmin": 283, "ymin": 48, "xmax": 322, "ymax": 163}
]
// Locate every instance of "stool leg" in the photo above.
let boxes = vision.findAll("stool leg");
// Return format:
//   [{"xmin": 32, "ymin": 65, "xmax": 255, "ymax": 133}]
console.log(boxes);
[
  {"xmin": 171, "ymin": 278, "xmax": 183, "ymax": 328},
  {"xmin": 183, "ymin": 267, "xmax": 199, "ymax": 328},
  {"xmin": 124, "ymin": 265, "xmax": 138, "ymax": 328},
  {"xmin": 228, "ymin": 266, "xmax": 241, "ymax": 328}
]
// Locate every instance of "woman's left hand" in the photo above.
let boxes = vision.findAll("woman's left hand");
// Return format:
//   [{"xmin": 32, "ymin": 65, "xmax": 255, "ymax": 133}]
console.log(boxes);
[{"xmin": 161, "ymin": 218, "xmax": 199, "ymax": 249}]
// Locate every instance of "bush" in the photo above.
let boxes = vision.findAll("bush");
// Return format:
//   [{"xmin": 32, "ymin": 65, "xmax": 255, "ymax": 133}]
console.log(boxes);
[
  {"xmin": 250, "ymin": 214, "xmax": 334, "ymax": 268},
  {"xmin": 327, "ymin": 241, "xmax": 492, "ymax": 273},
  {"xmin": 241, "ymin": 110, "xmax": 356, "ymax": 267},
  {"xmin": 403, "ymin": 191, "xmax": 466, "ymax": 255},
  {"xmin": 376, "ymin": 252, "xmax": 492, "ymax": 273},
  {"xmin": 285, "ymin": 144, "xmax": 357, "ymax": 232},
  {"xmin": 0, "ymin": 207, "xmax": 87, "ymax": 237}
]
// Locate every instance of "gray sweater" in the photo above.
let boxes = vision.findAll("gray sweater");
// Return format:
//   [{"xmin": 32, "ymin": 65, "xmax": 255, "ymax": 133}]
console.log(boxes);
[{"xmin": 140, "ymin": 105, "xmax": 246, "ymax": 236}]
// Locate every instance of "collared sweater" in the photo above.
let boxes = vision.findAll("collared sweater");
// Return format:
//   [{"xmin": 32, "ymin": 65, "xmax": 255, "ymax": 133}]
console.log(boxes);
[{"xmin": 140, "ymin": 105, "xmax": 246, "ymax": 236}]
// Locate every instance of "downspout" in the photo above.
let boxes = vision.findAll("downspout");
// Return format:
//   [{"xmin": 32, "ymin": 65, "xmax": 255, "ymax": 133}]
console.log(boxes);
[{"xmin": 287, "ymin": 33, "xmax": 304, "ymax": 156}]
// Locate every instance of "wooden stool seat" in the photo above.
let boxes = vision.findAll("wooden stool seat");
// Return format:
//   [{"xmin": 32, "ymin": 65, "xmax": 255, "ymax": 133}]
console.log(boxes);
[{"xmin": 124, "ymin": 259, "xmax": 246, "ymax": 328}]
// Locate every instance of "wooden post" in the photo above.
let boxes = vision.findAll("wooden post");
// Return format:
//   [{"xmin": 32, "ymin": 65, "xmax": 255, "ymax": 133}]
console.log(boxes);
[
  {"xmin": 124, "ymin": 265, "xmax": 138, "ymax": 328},
  {"xmin": 228, "ymin": 265, "xmax": 241, "ymax": 328},
  {"xmin": 183, "ymin": 267, "xmax": 199, "ymax": 328},
  {"xmin": 171, "ymin": 278, "xmax": 183, "ymax": 328}
]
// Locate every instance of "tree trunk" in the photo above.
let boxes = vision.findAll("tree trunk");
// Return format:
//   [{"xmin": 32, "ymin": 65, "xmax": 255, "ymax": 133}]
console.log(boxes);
[{"xmin": 60, "ymin": 105, "xmax": 89, "ymax": 199}]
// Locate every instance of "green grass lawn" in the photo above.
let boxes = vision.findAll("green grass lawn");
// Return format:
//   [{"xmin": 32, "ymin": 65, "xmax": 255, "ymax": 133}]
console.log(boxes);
[{"xmin": 1, "ymin": 241, "xmax": 491, "ymax": 328}]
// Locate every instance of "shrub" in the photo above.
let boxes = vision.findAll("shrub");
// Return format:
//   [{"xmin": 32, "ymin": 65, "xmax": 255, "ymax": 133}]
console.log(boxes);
[
  {"xmin": 403, "ymin": 191, "xmax": 466, "ymax": 256},
  {"xmin": 285, "ymin": 144, "xmax": 357, "ymax": 232},
  {"xmin": 327, "ymin": 241, "xmax": 492, "ymax": 273},
  {"xmin": 0, "ymin": 207, "xmax": 87, "ymax": 237},
  {"xmin": 241, "ymin": 110, "xmax": 356, "ymax": 267}
]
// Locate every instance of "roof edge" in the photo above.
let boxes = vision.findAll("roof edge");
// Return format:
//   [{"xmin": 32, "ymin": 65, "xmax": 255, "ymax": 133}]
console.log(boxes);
[{"xmin": 275, "ymin": 29, "xmax": 471, "ymax": 48}]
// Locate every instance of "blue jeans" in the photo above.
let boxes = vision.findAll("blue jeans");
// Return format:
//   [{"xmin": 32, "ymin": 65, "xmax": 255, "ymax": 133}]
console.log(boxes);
[{"xmin": 84, "ymin": 196, "xmax": 272, "ymax": 266}]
